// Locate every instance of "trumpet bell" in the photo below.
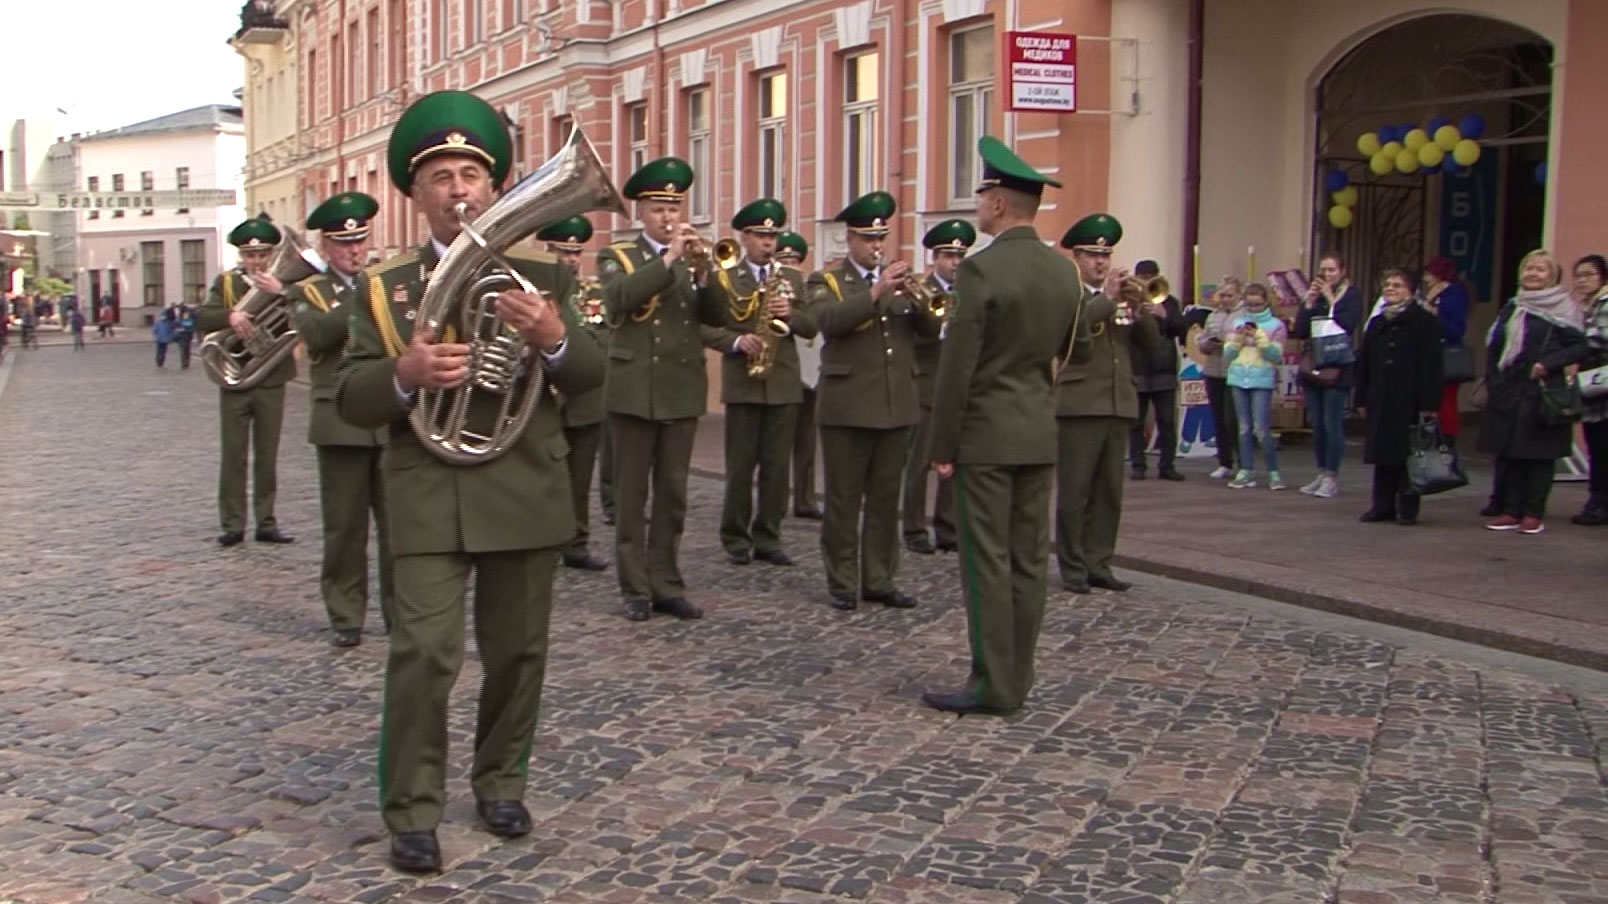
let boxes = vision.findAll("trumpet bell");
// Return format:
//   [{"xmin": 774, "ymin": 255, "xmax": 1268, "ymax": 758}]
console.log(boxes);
[{"xmin": 714, "ymin": 238, "xmax": 742, "ymax": 270}]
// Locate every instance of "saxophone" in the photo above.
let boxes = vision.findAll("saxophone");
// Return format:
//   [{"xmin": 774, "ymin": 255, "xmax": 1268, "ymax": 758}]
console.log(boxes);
[{"xmin": 747, "ymin": 270, "xmax": 794, "ymax": 379}]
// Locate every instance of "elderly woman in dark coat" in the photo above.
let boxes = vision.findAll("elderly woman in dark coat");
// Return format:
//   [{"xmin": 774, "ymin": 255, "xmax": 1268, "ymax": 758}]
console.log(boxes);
[
  {"xmin": 1356, "ymin": 270, "xmax": 1444, "ymax": 525},
  {"xmin": 1480, "ymin": 250, "xmax": 1591, "ymax": 535}
]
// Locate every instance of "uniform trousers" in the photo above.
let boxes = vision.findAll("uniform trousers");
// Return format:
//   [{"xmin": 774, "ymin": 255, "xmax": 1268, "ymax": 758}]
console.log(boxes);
[
  {"xmin": 217, "ymin": 384, "xmax": 285, "ymax": 534},
  {"xmin": 562, "ymin": 422, "xmax": 603, "ymax": 557},
  {"xmin": 721, "ymin": 403, "xmax": 798, "ymax": 556},
  {"xmin": 379, "ymin": 548, "xmax": 558, "ymax": 834},
  {"xmin": 609, "ymin": 413, "xmax": 697, "ymax": 602},
  {"xmin": 819, "ymin": 425, "xmax": 911, "ymax": 597},
  {"xmin": 316, "ymin": 444, "xmax": 394, "ymax": 631},
  {"xmin": 792, "ymin": 387, "xmax": 819, "ymax": 512},
  {"xmin": 1055, "ymin": 416, "xmax": 1130, "ymax": 585},
  {"xmin": 598, "ymin": 420, "xmax": 616, "ymax": 521},
  {"xmin": 903, "ymin": 403, "xmax": 956, "ymax": 546},
  {"xmin": 953, "ymin": 463, "xmax": 1053, "ymax": 710}
]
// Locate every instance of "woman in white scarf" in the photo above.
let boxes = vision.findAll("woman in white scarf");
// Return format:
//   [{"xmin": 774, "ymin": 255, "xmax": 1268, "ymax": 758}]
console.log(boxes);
[{"xmin": 1478, "ymin": 250, "xmax": 1591, "ymax": 534}]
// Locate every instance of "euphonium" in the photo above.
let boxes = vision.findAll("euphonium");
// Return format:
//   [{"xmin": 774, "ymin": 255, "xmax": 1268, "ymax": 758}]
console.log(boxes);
[
  {"xmin": 199, "ymin": 228, "xmax": 326, "ymax": 389},
  {"xmin": 747, "ymin": 270, "xmax": 794, "ymax": 380},
  {"xmin": 410, "ymin": 124, "xmax": 627, "ymax": 466}
]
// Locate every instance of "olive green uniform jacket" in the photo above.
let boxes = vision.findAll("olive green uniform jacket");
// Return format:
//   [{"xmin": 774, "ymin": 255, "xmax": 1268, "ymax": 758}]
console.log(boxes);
[
  {"xmin": 1053, "ymin": 289, "xmax": 1166, "ymax": 418},
  {"xmin": 597, "ymin": 237, "xmax": 727, "ymax": 420},
  {"xmin": 699, "ymin": 261, "xmax": 818, "ymax": 404},
  {"xmin": 196, "ymin": 270, "xmax": 297, "ymax": 387},
  {"xmin": 335, "ymin": 243, "xmax": 605, "ymax": 556},
  {"xmin": 289, "ymin": 273, "xmax": 386, "ymax": 447},
  {"xmin": 804, "ymin": 261, "xmax": 941, "ymax": 429}
]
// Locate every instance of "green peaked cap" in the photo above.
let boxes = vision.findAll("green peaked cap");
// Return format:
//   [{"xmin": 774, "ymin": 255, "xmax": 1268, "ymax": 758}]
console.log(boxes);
[
  {"xmin": 923, "ymin": 219, "xmax": 977, "ymax": 252},
  {"xmin": 835, "ymin": 191, "xmax": 896, "ymax": 236},
  {"xmin": 228, "ymin": 217, "xmax": 281, "ymax": 248},
  {"xmin": 776, "ymin": 231, "xmax": 809, "ymax": 263},
  {"xmin": 976, "ymin": 135, "xmax": 1062, "ymax": 195},
  {"xmin": 1060, "ymin": 213, "xmax": 1123, "ymax": 253},
  {"xmin": 387, "ymin": 90, "xmax": 512, "ymax": 194},
  {"xmin": 534, "ymin": 215, "xmax": 594, "ymax": 250},
  {"xmin": 622, "ymin": 157, "xmax": 694, "ymax": 202},
  {"xmin": 732, "ymin": 198, "xmax": 786, "ymax": 233},
  {"xmin": 305, "ymin": 192, "xmax": 379, "ymax": 242}
]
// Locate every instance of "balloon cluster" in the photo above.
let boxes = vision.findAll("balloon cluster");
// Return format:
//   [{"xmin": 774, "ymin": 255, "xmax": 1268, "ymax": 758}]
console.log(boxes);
[{"xmin": 1328, "ymin": 114, "xmax": 1488, "ymax": 230}]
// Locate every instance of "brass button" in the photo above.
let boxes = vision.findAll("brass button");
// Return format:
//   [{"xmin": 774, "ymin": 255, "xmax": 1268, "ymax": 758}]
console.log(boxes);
[
  {"xmin": 653, "ymin": 318, "xmax": 661, "ymax": 325},
  {"xmin": 885, "ymin": 348, "xmax": 893, "ymax": 355},
  {"xmin": 652, "ymin": 355, "xmax": 660, "ymax": 362},
  {"xmin": 881, "ymin": 316, "xmax": 888, "ymax": 323}
]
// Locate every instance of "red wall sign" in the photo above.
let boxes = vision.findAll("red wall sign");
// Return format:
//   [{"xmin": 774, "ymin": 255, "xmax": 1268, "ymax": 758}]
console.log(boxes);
[{"xmin": 1005, "ymin": 31, "xmax": 1078, "ymax": 113}]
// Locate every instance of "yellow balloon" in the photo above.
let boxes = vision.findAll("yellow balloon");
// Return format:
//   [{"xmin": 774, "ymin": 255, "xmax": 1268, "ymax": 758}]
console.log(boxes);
[
  {"xmin": 1332, "ymin": 186, "xmax": 1358, "ymax": 207},
  {"xmin": 1453, "ymin": 139, "xmax": 1482, "ymax": 166},
  {"xmin": 1328, "ymin": 206, "xmax": 1354, "ymax": 229},
  {"xmin": 1417, "ymin": 143, "xmax": 1444, "ymax": 167},
  {"xmin": 1357, "ymin": 132, "xmax": 1382, "ymax": 157},
  {"xmin": 1404, "ymin": 129, "xmax": 1429, "ymax": 151},
  {"xmin": 1381, "ymin": 141, "xmax": 1404, "ymax": 159},
  {"xmin": 1395, "ymin": 149, "xmax": 1421, "ymax": 174},
  {"xmin": 1434, "ymin": 125, "xmax": 1461, "ymax": 151},
  {"xmin": 1370, "ymin": 152, "xmax": 1394, "ymax": 176}
]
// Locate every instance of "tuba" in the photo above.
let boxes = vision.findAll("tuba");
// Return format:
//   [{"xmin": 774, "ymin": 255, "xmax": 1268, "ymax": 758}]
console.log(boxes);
[
  {"xmin": 199, "ymin": 229, "xmax": 326, "ymax": 389},
  {"xmin": 410, "ymin": 124, "xmax": 626, "ymax": 466},
  {"xmin": 747, "ymin": 269, "xmax": 794, "ymax": 380}
]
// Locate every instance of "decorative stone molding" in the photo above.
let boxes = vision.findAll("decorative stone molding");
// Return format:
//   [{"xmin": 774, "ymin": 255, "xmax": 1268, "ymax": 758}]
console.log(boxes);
[
  {"xmin": 942, "ymin": 0, "xmax": 985, "ymax": 23},
  {"xmin": 751, "ymin": 27, "xmax": 783, "ymax": 70},
  {"xmin": 833, "ymin": 1, "xmax": 873, "ymax": 49},
  {"xmin": 622, "ymin": 67, "xmax": 647, "ymax": 104},
  {"xmin": 680, "ymin": 48, "xmax": 709, "ymax": 86}
]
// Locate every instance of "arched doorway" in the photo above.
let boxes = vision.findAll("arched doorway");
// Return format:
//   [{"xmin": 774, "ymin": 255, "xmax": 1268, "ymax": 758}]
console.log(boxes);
[{"xmin": 1312, "ymin": 14, "xmax": 1551, "ymax": 310}]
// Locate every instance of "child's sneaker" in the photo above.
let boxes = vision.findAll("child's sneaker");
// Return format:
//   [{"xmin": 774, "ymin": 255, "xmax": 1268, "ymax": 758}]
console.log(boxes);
[
  {"xmin": 1268, "ymin": 472, "xmax": 1286, "ymax": 491},
  {"xmin": 1209, "ymin": 466, "xmax": 1233, "ymax": 479},
  {"xmin": 1313, "ymin": 475, "xmax": 1340, "ymax": 498},
  {"xmin": 1228, "ymin": 470, "xmax": 1256, "ymax": 489},
  {"xmin": 1298, "ymin": 474, "xmax": 1325, "ymax": 494}
]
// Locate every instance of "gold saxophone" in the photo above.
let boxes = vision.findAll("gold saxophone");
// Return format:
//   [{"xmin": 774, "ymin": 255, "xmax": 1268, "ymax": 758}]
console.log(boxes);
[{"xmin": 747, "ymin": 270, "xmax": 794, "ymax": 379}]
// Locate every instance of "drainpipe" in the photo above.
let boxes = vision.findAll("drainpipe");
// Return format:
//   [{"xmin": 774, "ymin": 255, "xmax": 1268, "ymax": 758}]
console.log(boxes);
[
  {"xmin": 889, "ymin": 0, "xmax": 908, "ymax": 251},
  {"xmin": 335, "ymin": 0, "xmax": 348, "ymax": 191},
  {"xmin": 1180, "ymin": 0, "xmax": 1203, "ymax": 305},
  {"xmin": 654, "ymin": 0, "xmax": 668, "ymax": 157}
]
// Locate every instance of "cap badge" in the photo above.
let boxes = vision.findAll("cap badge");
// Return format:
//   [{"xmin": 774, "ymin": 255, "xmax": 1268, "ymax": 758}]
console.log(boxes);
[
  {"xmin": 872, "ymin": 217, "xmax": 883, "ymax": 227},
  {"xmin": 446, "ymin": 132, "xmax": 467, "ymax": 147},
  {"xmin": 344, "ymin": 218, "xmax": 359, "ymax": 231},
  {"xmin": 1096, "ymin": 237, "xmax": 1108, "ymax": 247},
  {"xmin": 245, "ymin": 238, "xmax": 262, "ymax": 247},
  {"xmin": 763, "ymin": 217, "xmax": 774, "ymax": 227}
]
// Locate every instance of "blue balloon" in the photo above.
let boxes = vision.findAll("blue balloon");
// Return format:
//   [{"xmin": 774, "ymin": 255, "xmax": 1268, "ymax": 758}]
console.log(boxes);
[
  {"xmin": 1459, "ymin": 113, "xmax": 1486, "ymax": 140},
  {"xmin": 1427, "ymin": 116, "xmax": 1452, "ymax": 132},
  {"xmin": 1442, "ymin": 161, "xmax": 1465, "ymax": 178},
  {"xmin": 1378, "ymin": 125, "xmax": 1398, "ymax": 143},
  {"xmin": 1324, "ymin": 169, "xmax": 1350, "ymax": 193},
  {"xmin": 1534, "ymin": 161, "xmax": 1547, "ymax": 185},
  {"xmin": 1421, "ymin": 160, "xmax": 1442, "ymax": 176}
]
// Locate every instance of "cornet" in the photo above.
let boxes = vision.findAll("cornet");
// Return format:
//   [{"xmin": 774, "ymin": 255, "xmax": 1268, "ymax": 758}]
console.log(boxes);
[{"xmin": 684, "ymin": 235, "xmax": 740, "ymax": 276}]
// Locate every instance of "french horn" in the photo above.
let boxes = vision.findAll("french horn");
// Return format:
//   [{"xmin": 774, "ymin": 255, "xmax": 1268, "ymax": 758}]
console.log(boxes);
[{"xmin": 410, "ymin": 124, "xmax": 626, "ymax": 466}]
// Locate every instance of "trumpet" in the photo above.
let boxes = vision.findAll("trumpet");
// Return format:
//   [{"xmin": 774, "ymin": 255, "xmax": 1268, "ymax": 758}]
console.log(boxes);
[
  {"xmin": 684, "ymin": 235, "xmax": 741, "ymax": 275},
  {"xmin": 1112, "ymin": 275, "xmax": 1151, "ymax": 326},
  {"xmin": 899, "ymin": 272, "xmax": 947, "ymax": 320}
]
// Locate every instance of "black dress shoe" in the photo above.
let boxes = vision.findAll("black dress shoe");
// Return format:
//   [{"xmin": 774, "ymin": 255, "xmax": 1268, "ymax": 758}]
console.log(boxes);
[
  {"xmin": 1063, "ymin": 580, "xmax": 1092, "ymax": 595},
  {"xmin": 921, "ymin": 690, "xmax": 1015, "ymax": 716},
  {"xmin": 754, "ymin": 549, "xmax": 794, "ymax": 566},
  {"xmin": 794, "ymin": 507, "xmax": 823, "ymax": 520},
  {"xmin": 332, "ymin": 629, "xmax": 361, "ymax": 648},
  {"xmin": 476, "ymin": 799, "xmax": 532, "ymax": 837},
  {"xmin": 652, "ymin": 597, "xmax": 703, "ymax": 619},
  {"xmin": 726, "ymin": 550, "xmax": 752, "ymax": 565},
  {"xmin": 1088, "ymin": 575, "xmax": 1132, "ymax": 592},
  {"xmin": 1396, "ymin": 515, "xmax": 1418, "ymax": 526},
  {"xmin": 563, "ymin": 553, "xmax": 610, "ymax": 571},
  {"xmin": 217, "ymin": 532, "xmax": 245, "ymax": 547},
  {"xmin": 1358, "ymin": 509, "xmax": 1395, "ymax": 523},
  {"xmin": 623, "ymin": 599, "xmax": 651, "ymax": 622},
  {"xmin": 1571, "ymin": 508, "xmax": 1608, "ymax": 526},
  {"xmin": 1130, "ymin": 468, "xmax": 1147, "ymax": 480},
  {"xmin": 905, "ymin": 535, "xmax": 936, "ymax": 555},
  {"xmin": 863, "ymin": 589, "xmax": 918, "ymax": 609},
  {"xmin": 389, "ymin": 831, "xmax": 441, "ymax": 873},
  {"xmin": 935, "ymin": 540, "xmax": 957, "ymax": 553},
  {"xmin": 254, "ymin": 528, "xmax": 295, "ymax": 544},
  {"xmin": 1158, "ymin": 470, "xmax": 1186, "ymax": 481},
  {"xmin": 829, "ymin": 592, "xmax": 858, "ymax": 611}
]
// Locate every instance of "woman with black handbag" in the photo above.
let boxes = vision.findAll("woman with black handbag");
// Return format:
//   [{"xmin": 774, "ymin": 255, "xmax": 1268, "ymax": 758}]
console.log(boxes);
[
  {"xmin": 1480, "ymin": 250, "xmax": 1590, "ymax": 535},
  {"xmin": 1356, "ymin": 270, "xmax": 1444, "ymax": 525},
  {"xmin": 1422, "ymin": 257, "xmax": 1473, "ymax": 451},
  {"xmin": 1571, "ymin": 254, "xmax": 1608, "ymax": 526}
]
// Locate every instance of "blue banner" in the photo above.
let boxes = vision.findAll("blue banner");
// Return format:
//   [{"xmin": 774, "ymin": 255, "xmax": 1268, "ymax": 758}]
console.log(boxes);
[{"xmin": 1439, "ymin": 151, "xmax": 1499, "ymax": 305}]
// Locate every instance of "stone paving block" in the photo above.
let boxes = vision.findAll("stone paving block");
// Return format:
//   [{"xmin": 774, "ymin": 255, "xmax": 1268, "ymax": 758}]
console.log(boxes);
[
  {"xmin": 578, "ymin": 840, "xmax": 752, "ymax": 898},
  {"xmin": 897, "ymin": 838, "xmax": 1050, "ymax": 892},
  {"xmin": 1050, "ymin": 802, "xmax": 1216, "ymax": 884},
  {"xmin": 1172, "ymin": 867, "xmax": 1331, "ymax": 904},
  {"xmin": 1197, "ymin": 800, "xmax": 1350, "ymax": 882},
  {"xmin": 837, "ymin": 756, "xmax": 995, "ymax": 825},
  {"xmin": 744, "ymin": 840, "xmax": 907, "ymax": 899},
  {"xmin": 1353, "ymin": 778, "xmax": 1486, "ymax": 842}
]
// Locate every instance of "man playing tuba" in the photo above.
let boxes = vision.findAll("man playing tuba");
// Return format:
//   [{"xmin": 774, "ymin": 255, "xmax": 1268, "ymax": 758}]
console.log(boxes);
[
  {"xmin": 336, "ymin": 90, "xmax": 606, "ymax": 874},
  {"xmin": 700, "ymin": 199, "xmax": 817, "ymax": 567},
  {"xmin": 196, "ymin": 216, "xmax": 297, "ymax": 547}
]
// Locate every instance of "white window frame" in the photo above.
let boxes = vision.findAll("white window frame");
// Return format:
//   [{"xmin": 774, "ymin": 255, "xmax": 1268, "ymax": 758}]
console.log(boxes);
[
  {"xmin": 843, "ymin": 51, "xmax": 879, "ymax": 205},
  {"xmin": 466, "ymin": 0, "xmax": 482, "ymax": 47},
  {"xmin": 687, "ymin": 88, "xmax": 712, "ymax": 223},
  {"xmin": 948, "ymin": 25, "xmax": 994, "ymax": 206},
  {"xmin": 757, "ymin": 71, "xmax": 787, "ymax": 201},
  {"xmin": 627, "ymin": 103, "xmax": 649, "ymax": 175}
]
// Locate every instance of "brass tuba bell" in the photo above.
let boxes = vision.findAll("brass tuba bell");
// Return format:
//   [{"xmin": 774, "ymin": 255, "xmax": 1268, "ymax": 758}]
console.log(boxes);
[
  {"xmin": 409, "ymin": 124, "xmax": 627, "ymax": 466},
  {"xmin": 199, "ymin": 228, "xmax": 326, "ymax": 390}
]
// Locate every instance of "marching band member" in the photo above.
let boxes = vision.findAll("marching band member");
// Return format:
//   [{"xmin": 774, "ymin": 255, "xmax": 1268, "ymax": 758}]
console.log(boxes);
[{"xmin": 778, "ymin": 231, "xmax": 824, "ymax": 520}]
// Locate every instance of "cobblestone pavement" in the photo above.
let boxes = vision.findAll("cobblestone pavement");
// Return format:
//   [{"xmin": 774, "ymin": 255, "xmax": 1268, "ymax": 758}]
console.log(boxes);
[{"xmin": 2, "ymin": 345, "xmax": 1606, "ymax": 904}]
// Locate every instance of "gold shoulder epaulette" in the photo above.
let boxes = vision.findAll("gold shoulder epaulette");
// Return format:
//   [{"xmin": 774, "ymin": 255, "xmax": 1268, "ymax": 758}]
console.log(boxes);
[
  {"xmin": 609, "ymin": 241, "xmax": 637, "ymax": 251},
  {"xmin": 367, "ymin": 250, "xmax": 420, "ymax": 278},
  {"xmin": 505, "ymin": 246, "xmax": 556, "ymax": 264}
]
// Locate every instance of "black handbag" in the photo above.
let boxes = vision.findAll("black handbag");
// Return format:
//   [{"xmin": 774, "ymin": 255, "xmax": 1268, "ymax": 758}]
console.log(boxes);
[
  {"xmin": 1441, "ymin": 345, "xmax": 1476, "ymax": 384},
  {"xmin": 1407, "ymin": 419, "xmax": 1468, "ymax": 496},
  {"xmin": 1537, "ymin": 378, "xmax": 1584, "ymax": 426}
]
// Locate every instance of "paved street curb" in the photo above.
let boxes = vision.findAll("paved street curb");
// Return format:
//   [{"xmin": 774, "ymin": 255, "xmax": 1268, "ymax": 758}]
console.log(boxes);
[{"xmin": 686, "ymin": 461, "xmax": 1607, "ymax": 672}]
